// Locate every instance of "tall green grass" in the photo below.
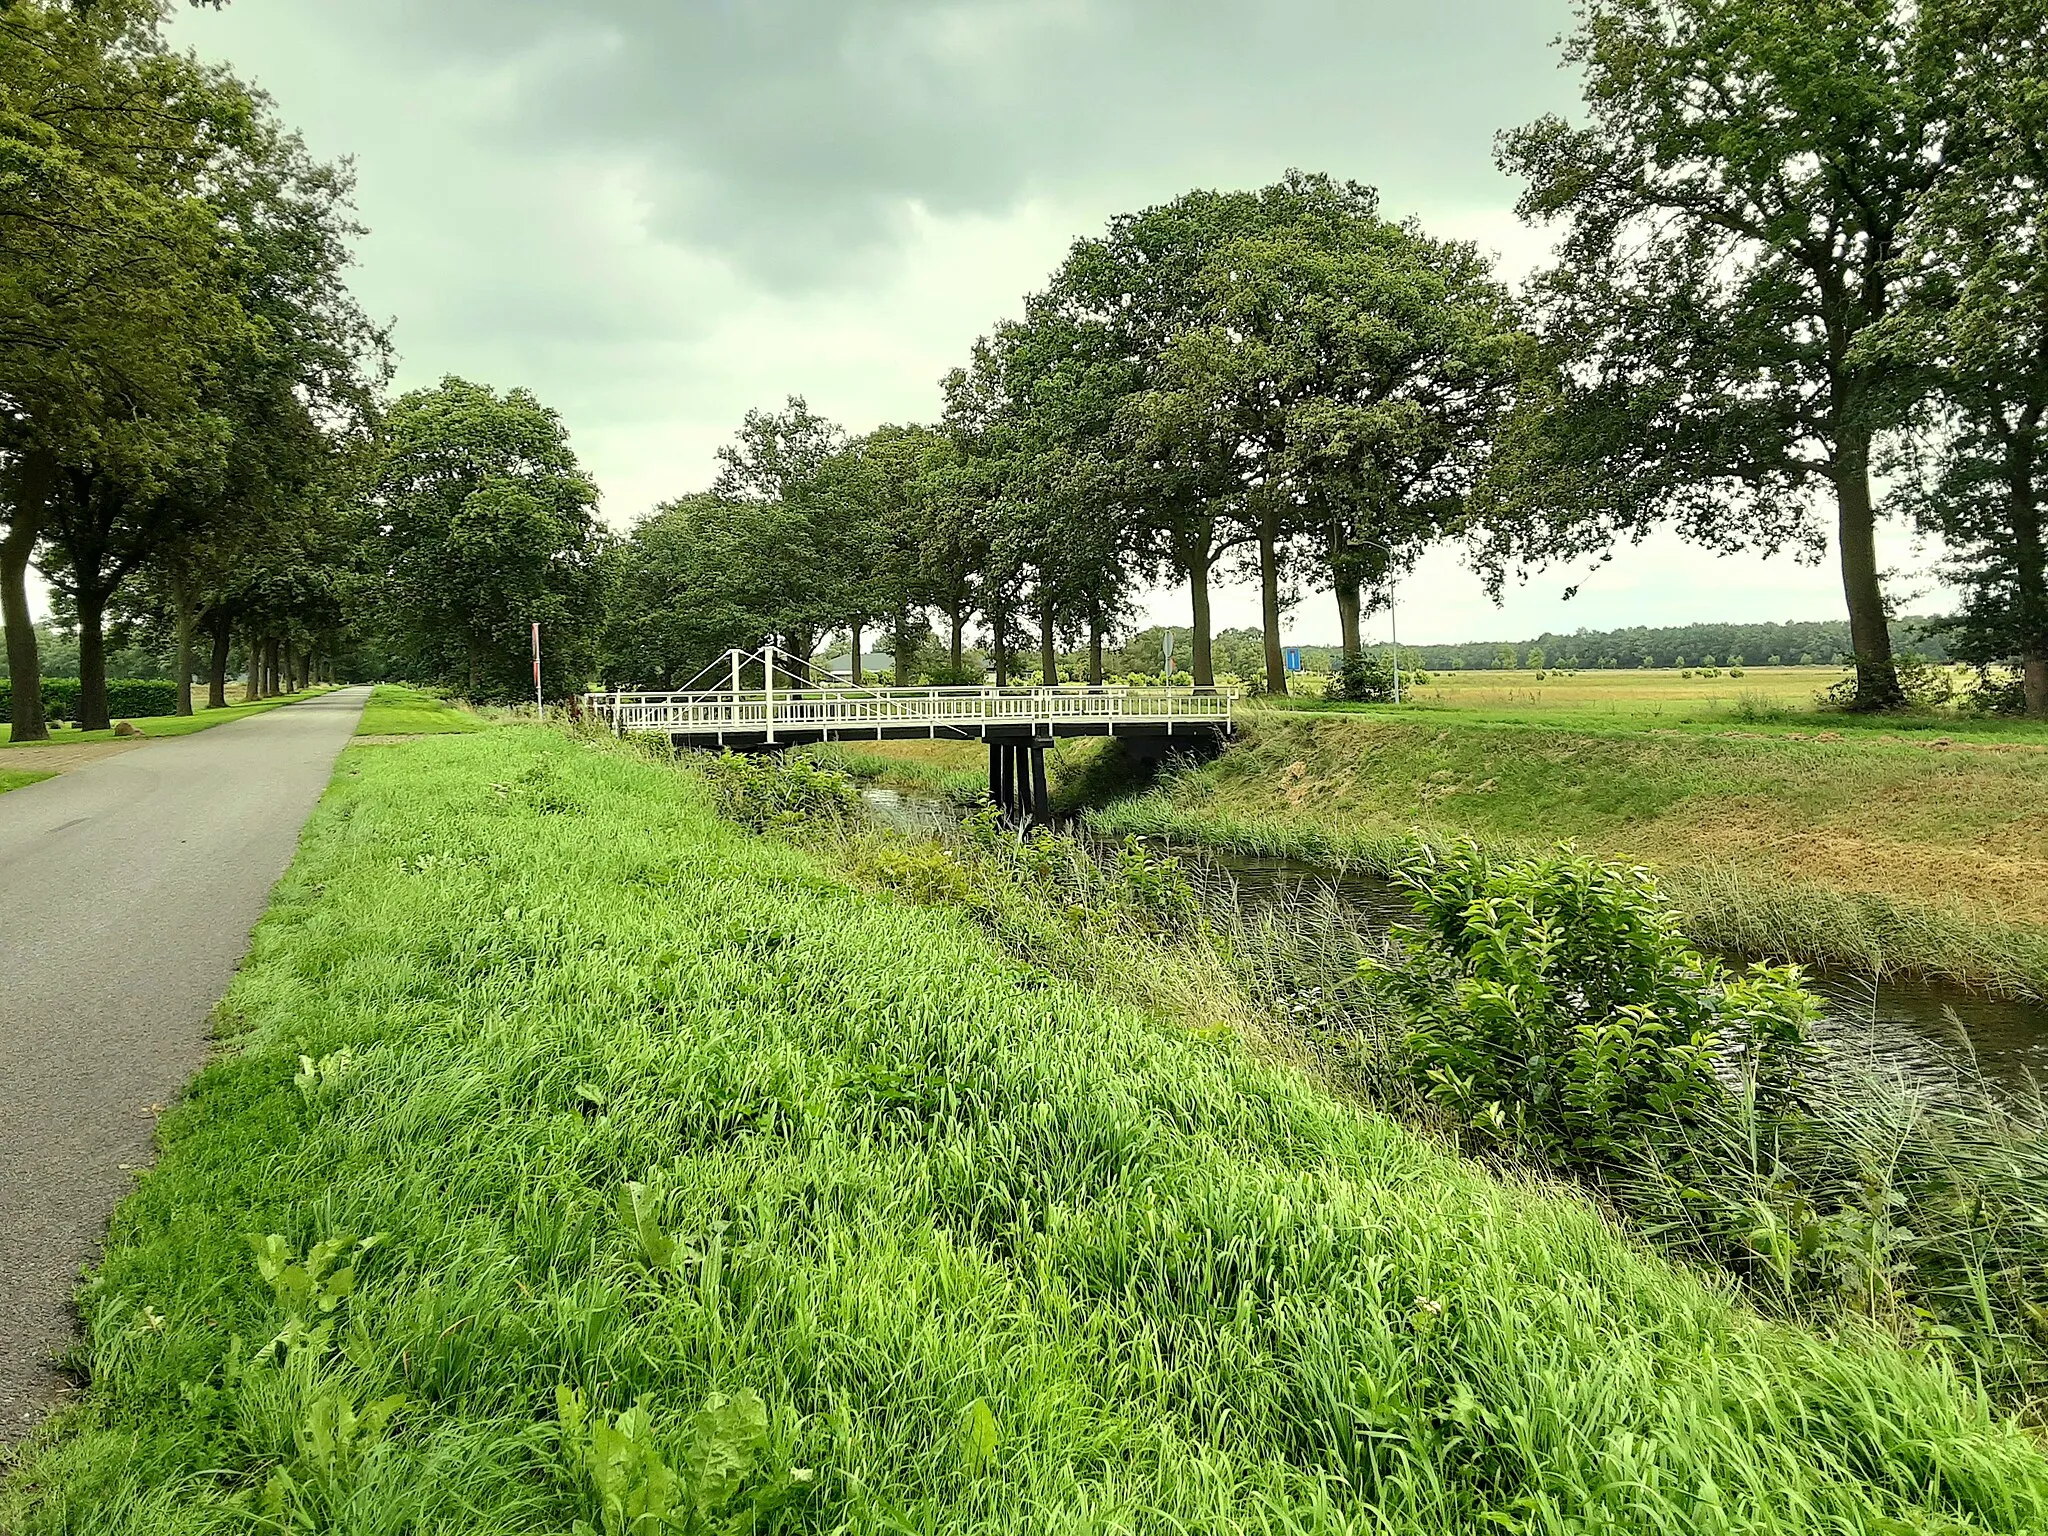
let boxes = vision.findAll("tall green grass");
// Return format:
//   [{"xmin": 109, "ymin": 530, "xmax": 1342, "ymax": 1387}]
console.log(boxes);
[
  {"xmin": 19, "ymin": 729, "xmax": 2048, "ymax": 1531},
  {"xmin": 10, "ymin": 729, "xmax": 2047, "ymax": 1532},
  {"xmin": 355, "ymin": 684, "xmax": 489, "ymax": 737}
]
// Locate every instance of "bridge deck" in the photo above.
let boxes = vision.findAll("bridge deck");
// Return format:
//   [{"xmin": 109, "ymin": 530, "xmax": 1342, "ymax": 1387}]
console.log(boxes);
[{"xmin": 586, "ymin": 685, "xmax": 1235, "ymax": 746}]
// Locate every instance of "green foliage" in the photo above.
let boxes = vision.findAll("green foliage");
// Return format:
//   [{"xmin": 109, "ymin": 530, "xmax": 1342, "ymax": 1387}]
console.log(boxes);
[
  {"xmin": 1409, "ymin": 617, "xmax": 1952, "ymax": 673},
  {"xmin": 0, "ymin": 677, "xmax": 176, "ymax": 721},
  {"xmin": 373, "ymin": 377, "xmax": 606, "ymax": 703},
  {"xmin": 1365, "ymin": 842, "xmax": 1820, "ymax": 1163},
  {"xmin": 1325, "ymin": 653, "xmax": 1394, "ymax": 704},
  {"xmin": 555, "ymin": 1385, "xmax": 806, "ymax": 1535},
  {"xmin": 698, "ymin": 750, "xmax": 860, "ymax": 834},
  {"xmin": 1497, "ymin": 0, "xmax": 1943, "ymax": 709},
  {"xmin": 12, "ymin": 729, "xmax": 2048, "ymax": 1531}
]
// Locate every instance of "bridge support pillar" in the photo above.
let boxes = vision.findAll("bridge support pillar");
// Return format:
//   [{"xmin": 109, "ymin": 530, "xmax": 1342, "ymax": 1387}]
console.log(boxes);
[{"xmin": 988, "ymin": 736, "xmax": 1053, "ymax": 826}]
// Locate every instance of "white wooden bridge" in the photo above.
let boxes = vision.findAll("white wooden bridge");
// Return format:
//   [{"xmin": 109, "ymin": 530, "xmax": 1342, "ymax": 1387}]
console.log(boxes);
[{"xmin": 585, "ymin": 646, "xmax": 1236, "ymax": 822}]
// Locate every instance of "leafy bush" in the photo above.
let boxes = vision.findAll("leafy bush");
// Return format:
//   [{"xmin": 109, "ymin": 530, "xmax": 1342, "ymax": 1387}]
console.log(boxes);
[
  {"xmin": 854, "ymin": 840, "xmax": 974, "ymax": 905},
  {"xmin": 1958, "ymin": 665, "xmax": 2031, "ymax": 717},
  {"xmin": 0, "ymin": 677, "xmax": 179, "ymax": 723},
  {"xmin": 1363, "ymin": 841, "xmax": 1819, "ymax": 1166},
  {"xmin": 698, "ymin": 751, "xmax": 861, "ymax": 833},
  {"xmin": 105, "ymin": 679, "xmax": 179, "ymax": 718},
  {"xmin": 1817, "ymin": 654, "xmax": 1955, "ymax": 711},
  {"xmin": 1325, "ymin": 654, "xmax": 1394, "ymax": 703}
]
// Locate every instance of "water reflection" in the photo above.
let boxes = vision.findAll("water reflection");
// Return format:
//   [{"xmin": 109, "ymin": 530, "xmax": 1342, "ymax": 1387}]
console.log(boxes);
[{"xmin": 858, "ymin": 788, "xmax": 2048, "ymax": 1094}]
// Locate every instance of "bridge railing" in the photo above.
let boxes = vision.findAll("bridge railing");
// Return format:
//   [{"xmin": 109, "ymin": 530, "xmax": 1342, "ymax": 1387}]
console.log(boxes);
[{"xmin": 584, "ymin": 684, "xmax": 1235, "ymax": 739}]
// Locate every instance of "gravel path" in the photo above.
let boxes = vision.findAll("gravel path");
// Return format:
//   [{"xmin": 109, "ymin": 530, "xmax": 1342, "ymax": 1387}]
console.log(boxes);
[
  {"xmin": 0, "ymin": 687, "xmax": 368, "ymax": 1443},
  {"xmin": 1, "ymin": 741, "xmax": 146, "ymax": 775}
]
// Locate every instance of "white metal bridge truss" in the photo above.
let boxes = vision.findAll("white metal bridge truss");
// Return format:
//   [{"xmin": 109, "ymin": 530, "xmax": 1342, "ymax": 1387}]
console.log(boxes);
[{"xmin": 585, "ymin": 646, "xmax": 1236, "ymax": 822}]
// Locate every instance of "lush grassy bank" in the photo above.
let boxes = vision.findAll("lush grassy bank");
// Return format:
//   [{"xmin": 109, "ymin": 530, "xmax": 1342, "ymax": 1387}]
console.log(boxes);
[
  {"xmin": 0, "ymin": 688, "xmax": 337, "ymax": 748},
  {"xmin": 1089, "ymin": 710, "xmax": 2048, "ymax": 996},
  {"xmin": 0, "ymin": 766, "xmax": 54, "ymax": 794},
  {"xmin": 8, "ymin": 728, "xmax": 2046, "ymax": 1532},
  {"xmin": 355, "ymin": 684, "xmax": 489, "ymax": 737}
]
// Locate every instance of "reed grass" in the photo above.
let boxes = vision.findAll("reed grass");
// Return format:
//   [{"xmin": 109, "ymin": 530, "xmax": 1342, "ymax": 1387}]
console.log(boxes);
[{"xmin": 1092, "ymin": 782, "xmax": 2048, "ymax": 1000}]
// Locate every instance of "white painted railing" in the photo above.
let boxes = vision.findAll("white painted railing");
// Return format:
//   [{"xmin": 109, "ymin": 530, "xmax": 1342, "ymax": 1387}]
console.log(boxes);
[{"xmin": 584, "ymin": 685, "xmax": 1235, "ymax": 741}]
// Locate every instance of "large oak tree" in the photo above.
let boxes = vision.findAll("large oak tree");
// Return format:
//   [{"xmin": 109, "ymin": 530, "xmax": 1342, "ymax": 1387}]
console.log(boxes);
[{"xmin": 1502, "ymin": 0, "xmax": 1941, "ymax": 710}]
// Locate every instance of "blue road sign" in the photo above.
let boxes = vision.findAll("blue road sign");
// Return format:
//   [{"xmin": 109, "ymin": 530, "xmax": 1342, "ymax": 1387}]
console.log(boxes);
[{"xmin": 1284, "ymin": 647, "xmax": 1303, "ymax": 673}]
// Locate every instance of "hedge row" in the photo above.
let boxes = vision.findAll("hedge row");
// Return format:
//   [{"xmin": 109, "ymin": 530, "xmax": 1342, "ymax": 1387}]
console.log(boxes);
[{"xmin": 0, "ymin": 678, "xmax": 180, "ymax": 722}]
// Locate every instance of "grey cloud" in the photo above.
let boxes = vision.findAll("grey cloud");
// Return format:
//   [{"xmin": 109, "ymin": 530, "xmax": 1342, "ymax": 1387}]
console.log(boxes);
[{"xmin": 348, "ymin": 0, "xmax": 1576, "ymax": 288}]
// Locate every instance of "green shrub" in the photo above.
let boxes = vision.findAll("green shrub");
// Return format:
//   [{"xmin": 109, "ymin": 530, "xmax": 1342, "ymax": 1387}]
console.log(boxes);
[
  {"xmin": 0, "ymin": 677, "xmax": 178, "ymax": 723},
  {"xmin": 105, "ymin": 679, "xmax": 179, "ymax": 718},
  {"xmin": 698, "ymin": 750, "xmax": 861, "ymax": 833},
  {"xmin": 1326, "ymin": 654, "xmax": 1394, "ymax": 703},
  {"xmin": 1363, "ymin": 841, "xmax": 1820, "ymax": 1166}
]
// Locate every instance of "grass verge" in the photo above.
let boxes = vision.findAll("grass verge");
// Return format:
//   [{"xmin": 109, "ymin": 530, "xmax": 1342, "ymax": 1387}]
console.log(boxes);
[
  {"xmin": 0, "ymin": 689, "xmax": 335, "ymax": 747},
  {"xmin": 355, "ymin": 685, "xmax": 489, "ymax": 737},
  {"xmin": 6, "ymin": 728, "xmax": 2045, "ymax": 1531},
  {"xmin": 0, "ymin": 767, "xmax": 54, "ymax": 794}
]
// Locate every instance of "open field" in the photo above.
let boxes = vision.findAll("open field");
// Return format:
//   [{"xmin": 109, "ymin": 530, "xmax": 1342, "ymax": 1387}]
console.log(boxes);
[
  {"xmin": 1388, "ymin": 663, "xmax": 1848, "ymax": 721},
  {"xmin": 1285, "ymin": 665, "xmax": 2048, "ymax": 738},
  {"xmin": 7, "ymin": 727, "xmax": 2044, "ymax": 1531},
  {"xmin": 354, "ymin": 684, "xmax": 490, "ymax": 737},
  {"xmin": 0, "ymin": 689, "xmax": 336, "ymax": 748}
]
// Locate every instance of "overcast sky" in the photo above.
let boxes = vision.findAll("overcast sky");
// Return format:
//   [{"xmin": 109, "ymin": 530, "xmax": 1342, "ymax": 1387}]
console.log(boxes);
[{"xmin": 160, "ymin": 0, "xmax": 1953, "ymax": 646}]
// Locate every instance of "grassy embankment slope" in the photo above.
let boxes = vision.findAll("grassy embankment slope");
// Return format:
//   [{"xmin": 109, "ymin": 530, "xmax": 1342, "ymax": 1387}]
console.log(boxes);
[
  {"xmin": 813, "ymin": 671, "xmax": 2048, "ymax": 991},
  {"xmin": 1095, "ymin": 700, "xmax": 2048, "ymax": 995},
  {"xmin": 0, "ymin": 687, "xmax": 336, "ymax": 748},
  {"xmin": 355, "ymin": 683, "xmax": 490, "ymax": 736},
  {"xmin": 7, "ymin": 726, "xmax": 2045, "ymax": 1531}
]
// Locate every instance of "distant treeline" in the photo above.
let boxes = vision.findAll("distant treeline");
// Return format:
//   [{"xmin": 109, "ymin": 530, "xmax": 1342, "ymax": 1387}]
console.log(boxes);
[
  {"xmin": 1087, "ymin": 618, "xmax": 1955, "ymax": 681},
  {"xmin": 1403, "ymin": 618, "xmax": 1952, "ymax": 672}
]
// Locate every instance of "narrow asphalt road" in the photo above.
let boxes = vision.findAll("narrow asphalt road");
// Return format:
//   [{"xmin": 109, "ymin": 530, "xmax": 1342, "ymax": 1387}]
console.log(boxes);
[{"xmin": 0, "ymin": 686, "xmax": 368, "ymax": 1441}]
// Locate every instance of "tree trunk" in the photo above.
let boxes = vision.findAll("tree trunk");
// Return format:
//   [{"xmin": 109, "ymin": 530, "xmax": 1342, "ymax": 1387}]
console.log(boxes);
[
  {"xmin": 1039, "ymin": 596, "xmax": 1057, "ymax": 686},
  {"xmin": 1087, "ymin": 613, "xmax": 1105, "ymax": 688},
  {"xmin": 1257, "ymin": 502, "xmax": 1286, "ymax": 694},
  {"xmin": 1335, "ymin": 575, "xmax": 1363, "ymax": 665},
  {"xmin": 849, "ymin": 622, "xmax": 863, "ymax": 686},
  {"xmin": 1835, "ymin": 430, "xmax": 1903, "ymax": 710},
  {"xmin": 172, "ymin": 569, "xmax": 195, "ymax": 716},
  {"xmin": 2007, "ymin": 420, "xmax": 2048, "ymax": 719},
  {"xmin": 266, "ymin": 636, "xmax": 282, "ymax": 697},
  {"xmin": 75, "ymin": 587, "xmax": 110, "ymax": 731},
  {"xmin": 2, "ymin": 451, "xmax": 53, "ymax": 742},
  {"xmin": 992, "ymin": 607, "xmax": 1010, "ymax": 688},
  {"xmin": 949, "ymin": 605, "xmax": 965, "ymax": 677},
  {"xmin": 1, "ymin": 537, "xmax": 45, "ymax": 742},
  {"xmin": 1188, "ymin": 543, "xmax": 1215, "ymax": 689},
  {"xmin": 893, "ymin": 607, "xmax": 916, "ymax": 688},
  {"xmin": 208, "ymin": 614, "xmax": 231, "ymax": 710}
]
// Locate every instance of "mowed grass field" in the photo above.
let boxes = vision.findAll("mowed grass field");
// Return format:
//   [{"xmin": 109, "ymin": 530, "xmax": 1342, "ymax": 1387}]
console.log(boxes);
[
  {"xmin": 1388, "ymin": 664, "xmax": 1852, "ymax": 724},
  {"xmin": 8, "ymin": 727, "xmax": 2045, "ymax": 1532},
  {"xmin": 355, "ymin": 684, "xmax": 489, "ymax": 737}
]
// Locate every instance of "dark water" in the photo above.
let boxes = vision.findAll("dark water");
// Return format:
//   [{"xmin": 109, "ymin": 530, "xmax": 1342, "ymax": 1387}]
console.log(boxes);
[{"xmin": 860, "ymin": 788, "xmax": 2048, "ymax": 1095}]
